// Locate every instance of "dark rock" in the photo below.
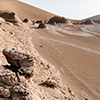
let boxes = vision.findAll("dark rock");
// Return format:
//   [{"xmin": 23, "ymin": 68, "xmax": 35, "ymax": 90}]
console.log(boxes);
[
  {"xmin": 23, "ymin": 18, "xmax": 28, "ymax": 23},
  {"xmin": 35, "ymin": 20, "xmax": 42, "ymax": 23},
  {"xmin": 48, "ymin": 16, "xmax": 67, "ymax": 24},
  {"xmin": 0, "ymin": 10, "xmax": 16, "ymax": 22},
  {"xmin": 38, "ymin": 23, "xmax": 46, "ymax": 28},
  {"xmin": 39, "ymin": 79, "xmax": 58, "ymax": 88}
]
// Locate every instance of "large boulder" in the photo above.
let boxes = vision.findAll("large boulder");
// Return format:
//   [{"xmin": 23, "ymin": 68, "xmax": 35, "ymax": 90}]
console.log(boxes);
[
  {"xmin": 38, "ymin": 23, "xmax": 46, "ymax": 28},
  {"xmin": 0, "ymin": 10, "xmax": 16, "ymax": 22},
  {"xmin": 3, "ymin": 47, "xmax": 34, "ymax": 78},
  {"xmin": 48, "ymin": 16, "xmax": 67, "ymax": 24}
]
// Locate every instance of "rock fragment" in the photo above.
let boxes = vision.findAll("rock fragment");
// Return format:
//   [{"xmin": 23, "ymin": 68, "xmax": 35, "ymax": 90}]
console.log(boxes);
[{"xmin": 38, "ymin": 23, "xmax": 46, "ymax": 28}]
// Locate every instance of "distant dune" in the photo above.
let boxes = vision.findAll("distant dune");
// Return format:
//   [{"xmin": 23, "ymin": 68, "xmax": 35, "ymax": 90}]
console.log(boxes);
[
  {"xmin": 85, "ymin": 14, "xmax": 100, "ymax": 21},
  {"xmin": 0, "ymin": 0, "xmax": 54, "ymax": 21}
]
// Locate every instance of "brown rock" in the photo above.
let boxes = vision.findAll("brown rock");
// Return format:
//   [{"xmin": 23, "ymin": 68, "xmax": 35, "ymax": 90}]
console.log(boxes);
[
  {"xmin": 0, "ymin": 66, "xmax": 18, "ymax": 86},
  {"xmin": 38, "ymin": 23, "xmax": 46, "ymax": 28},
  {"xmin": 23, "ymin": 18, "xmax": 28, "ymax": 22},
  {"xmin": 40, "ymin": 78, "xmax": 58, "ymax": 88},
  {"xmin": 10, "ymin": 83, "xmax": 32, "ymax": 100},
  {"xmin": 48, "ymin": 16, "xmax": 67, "ymax": 24},
  {"xmin": 3, "ymin": 47, "xmax": 34, "ymax": 78},
  {"xmin": 35, "ymin": 20, "xmax": 42, "ymax": 23},
  {"xmin": 0, "ymin": 10, "xmax": 16, "ymax": 22},
  {"xmin": 0, "ymin": 87, "xmax": 11, "ymax": 98}
]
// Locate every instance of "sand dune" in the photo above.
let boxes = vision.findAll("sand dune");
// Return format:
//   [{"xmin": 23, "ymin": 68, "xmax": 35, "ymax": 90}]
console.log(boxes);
[
  {"xmin": 85, "ymin": 14, "xmax": 100, "ymax": 21},
  {"xmin": 0, "ymin": 0, "xmax": 54, "ymax": 21}
]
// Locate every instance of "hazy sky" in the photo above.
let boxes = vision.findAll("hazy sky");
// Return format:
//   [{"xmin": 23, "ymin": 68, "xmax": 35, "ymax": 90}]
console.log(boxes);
[{"xmin": 18, "ymin": 0, "xmax": 100, "ymax": 20}]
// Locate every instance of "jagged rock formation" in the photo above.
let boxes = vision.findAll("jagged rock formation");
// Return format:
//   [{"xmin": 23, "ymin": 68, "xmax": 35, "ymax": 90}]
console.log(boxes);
[
  {"xmin": 48, "ymin": 16, "xmax": 67, "ymax": 24},
  {"xmin": 0, "ymin": 10, "xmax": 78, "ymax": 100},
  {"xmin": 38, "ymin": 23, "xmax": 46, "ymax": 28},
  {"xmin": 0, "ymin": 46, "xmax": 78, "ymax": 100},
  {"xmin": 3, "ymin": 47, "xmax": 34, "ymax": 78}
]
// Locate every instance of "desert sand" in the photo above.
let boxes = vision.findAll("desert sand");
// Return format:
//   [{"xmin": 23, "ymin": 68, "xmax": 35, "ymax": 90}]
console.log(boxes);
[
  {"xmin": 0, "ymin": 0, "xmax": 54, "ymax": 21},
  {"xmin": 32, "ymin": 24, "xmax": 100, "ymax": 100},
  {"xmin": 0, "ymin": 0, "xmax": 100, "ymax": 100}
]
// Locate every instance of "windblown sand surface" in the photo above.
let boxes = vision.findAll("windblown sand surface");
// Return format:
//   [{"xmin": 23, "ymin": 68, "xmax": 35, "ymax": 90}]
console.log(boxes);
[
  {"xmin": 0, "ymin": 0, "xmax": 54, "ymax": 21},
  {"xmin": 32, "ymin": 24, "xmax": 100, "ymax": 100},
  {"xmin": 0, "ymin": 0, "xmax": 100, "ymax": 100}
]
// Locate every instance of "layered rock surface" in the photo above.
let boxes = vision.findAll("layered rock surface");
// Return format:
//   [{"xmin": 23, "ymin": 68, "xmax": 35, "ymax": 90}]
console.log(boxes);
[
  {"xmin": 3, "ymin": 47, "xmax": 34, "ymax": 78},
  {"xmin": 48, "ymin": 16, "xmax": 67, "ymax": 24}
]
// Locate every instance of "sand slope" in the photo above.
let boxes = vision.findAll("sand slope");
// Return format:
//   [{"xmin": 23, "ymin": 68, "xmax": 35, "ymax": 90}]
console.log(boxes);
[{"xmin": 0, "ymin": 0, "xmax": 54, "ymax": 21}]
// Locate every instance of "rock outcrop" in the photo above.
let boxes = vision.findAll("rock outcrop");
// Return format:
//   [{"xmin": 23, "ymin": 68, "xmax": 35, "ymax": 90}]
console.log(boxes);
[
  {"xmin": 0, "ymin": 65, "xmax": 33, "ymax": 100},
  {"xmin": 0, "ymin": 46, "xmax": 78, "ymax": 100},
  {"xmin": 0, "ymin": 11, "xmax": 78, "ymax": 100},
  {"xmin": 38, "ymin": 23, "xmax": 46, "ymax": 28},
  {"xmin": 3, "ymin": 47, "xmax": 34, "ymax": 78},
  {"xmin": 48, "ymin": 16, "xmax": 67, "ymax": 24},
  {"xmin": 0, "ymin": 10, "xmax": 16, "ymax": 22}
]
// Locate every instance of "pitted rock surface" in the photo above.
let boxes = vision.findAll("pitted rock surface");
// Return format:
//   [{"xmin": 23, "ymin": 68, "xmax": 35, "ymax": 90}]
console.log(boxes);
[
  {"xmin": 3, "ymin": 47, "xmax": 34, "ymax": 77},
  {"xmin": 0, "ymin": 66, "xmax": 32, "ymax": 100},
  {"xmin": 0, "ymin": 66, "xmax": 18, "ymax": 86}
]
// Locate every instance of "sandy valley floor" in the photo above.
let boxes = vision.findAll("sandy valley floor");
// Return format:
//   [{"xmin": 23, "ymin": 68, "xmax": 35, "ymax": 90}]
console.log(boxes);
[{"xmin": 31, "ymin": 24, "xmax": 100, "ymax": 100}]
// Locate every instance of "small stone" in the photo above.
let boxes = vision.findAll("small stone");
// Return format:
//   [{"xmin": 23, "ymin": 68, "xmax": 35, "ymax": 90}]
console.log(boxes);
[{"xmin": 23, "ymin": 18, "xmax": 28, "ymax": 22}]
